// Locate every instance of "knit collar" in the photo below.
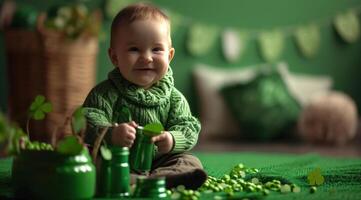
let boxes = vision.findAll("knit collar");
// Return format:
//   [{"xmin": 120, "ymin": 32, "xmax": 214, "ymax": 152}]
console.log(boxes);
[{"xmin": 108, "ymin": 67, "xmax": 174, "ymax": 107}]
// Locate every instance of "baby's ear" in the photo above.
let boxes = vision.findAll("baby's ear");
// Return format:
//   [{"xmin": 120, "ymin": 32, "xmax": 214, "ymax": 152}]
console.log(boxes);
[
  {"xmin": 168, "ymin": 47, "xmax": 175, "ymax": 63},
  {"xmin": 108, "ymin": 48, "xmax": 118, "ymax": 66}
]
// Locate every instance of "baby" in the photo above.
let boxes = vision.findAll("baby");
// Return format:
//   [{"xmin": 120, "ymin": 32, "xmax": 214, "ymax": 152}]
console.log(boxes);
[{"xmin": 83, "ymin": 3, "xmax": 207, "ymax": 189}]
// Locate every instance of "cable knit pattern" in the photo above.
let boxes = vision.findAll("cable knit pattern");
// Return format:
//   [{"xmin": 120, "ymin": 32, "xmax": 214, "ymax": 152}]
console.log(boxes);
[
  {"xmin": 83, "ymin": 67, "xmax": 201, "ymax": 153},
  {"xmin": 108, "ymin": 67, "xmax": 174, "ymax": 107}
]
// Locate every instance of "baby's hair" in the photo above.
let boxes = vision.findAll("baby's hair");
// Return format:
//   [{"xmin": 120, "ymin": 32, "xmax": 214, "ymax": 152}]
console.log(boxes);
[{"xmin": 110, "ymin": 3, "xmax": 171, "ymax": 47}]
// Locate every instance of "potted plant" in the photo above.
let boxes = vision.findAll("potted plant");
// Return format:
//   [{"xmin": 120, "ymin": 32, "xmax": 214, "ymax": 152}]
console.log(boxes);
[{"xmin": 10, "ymin": 95, "xmax": 96, "ymax": 199}]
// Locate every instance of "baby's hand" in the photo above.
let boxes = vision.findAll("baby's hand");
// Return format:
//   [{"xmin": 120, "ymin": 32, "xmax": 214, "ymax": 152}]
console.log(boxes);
[
  {"xmin": 151, "ymin": 131, "xmax": 173, "ymax": 154},
  {"xmin": 111, "ymin": 121, "xmax": 137, "ymax": 148}
]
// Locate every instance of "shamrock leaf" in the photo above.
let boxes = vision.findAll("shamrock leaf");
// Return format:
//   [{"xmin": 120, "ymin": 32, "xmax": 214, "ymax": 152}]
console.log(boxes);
[
  {"xmin": 56, "ymin": 135, "xmax": 83, "ymax": 155},
  {"xmin": 29, "ymin": 95, "xmax": 52, "ymax": 120},
  {"xmin": 72, "ymin": 107, "xmax": 86, "ymax": 134},
  {"xmin": 100, "ymin": 145, "xmax": 112, "ymax": 160},
  {"xmin": 307, "ymin": 168, "xmax": 325, "ymax": 186},
  {"xmin": 143, "ymin": 123, "xmax": 164, "ymax": 137}
]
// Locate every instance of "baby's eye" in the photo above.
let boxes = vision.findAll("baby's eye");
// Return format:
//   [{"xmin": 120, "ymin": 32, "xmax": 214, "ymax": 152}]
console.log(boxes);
[
  {"xmin": 128, "ymin": 47, "xmax": 139, "ymax": 52},
  {"xmin": 152, "ymin": 47, "xmax": 163, "ymax": 52}
]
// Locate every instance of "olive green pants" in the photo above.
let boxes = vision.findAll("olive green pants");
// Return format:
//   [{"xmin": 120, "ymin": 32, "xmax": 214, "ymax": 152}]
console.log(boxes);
[{"xmin": 130, "ymin": 152, "xmax": 203, "ymax": 183}]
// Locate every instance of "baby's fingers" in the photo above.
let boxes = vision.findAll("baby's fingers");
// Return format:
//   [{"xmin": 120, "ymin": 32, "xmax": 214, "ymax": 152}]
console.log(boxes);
[
  {"xmin": 128, "ymin": 121, "xmax": 138, "ymax": 128},
  {"xmin": 151, "ymin": 132, "xmax": 165, "ymax": 143},
  {"xmin": 123, "ymin": 139, "xmax": 134, "ymax": 148},
  {"xmin": 126, "ymin": 131, "xmax": 136, "ymax": 141}
]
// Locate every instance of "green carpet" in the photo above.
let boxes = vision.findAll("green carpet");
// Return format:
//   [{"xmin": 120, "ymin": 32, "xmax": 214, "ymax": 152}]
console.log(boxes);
[
  {"xmin": 194, "ymin": 152, "xmax": 361, "ymax": 200},
  {"xmin": 1, "ymin": 152, "xmax": 361, "ymax": 199}
]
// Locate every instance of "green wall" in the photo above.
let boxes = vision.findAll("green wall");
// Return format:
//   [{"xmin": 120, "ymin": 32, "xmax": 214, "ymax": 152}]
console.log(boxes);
[{"xmin": 1, "ymin": 0, "xmax": 361, "ymax": 115}]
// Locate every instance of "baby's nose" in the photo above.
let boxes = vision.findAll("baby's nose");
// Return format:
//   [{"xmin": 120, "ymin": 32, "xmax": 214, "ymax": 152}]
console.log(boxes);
[{"xmin": 140, "ymin": 52, "xmax": 153, "ymax": 63}]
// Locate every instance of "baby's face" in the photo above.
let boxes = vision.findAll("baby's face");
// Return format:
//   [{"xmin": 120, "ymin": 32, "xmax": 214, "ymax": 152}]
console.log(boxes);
[{"xmin": 109, "ymin": 19, "xmax": 175, "ymax": 89}]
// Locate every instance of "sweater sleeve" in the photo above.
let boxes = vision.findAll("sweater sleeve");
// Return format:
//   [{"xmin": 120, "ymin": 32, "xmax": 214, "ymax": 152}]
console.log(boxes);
[
  {"xmin": 166, "ymin": 89, "xmax": 201, "ymax": 153},
  {"xmin": 82, "ymin": 86, "xmax": 114, "ymax": 147}
]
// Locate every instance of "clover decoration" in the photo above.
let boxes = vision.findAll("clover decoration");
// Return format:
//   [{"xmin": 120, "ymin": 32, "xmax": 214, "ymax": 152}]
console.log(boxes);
[
  {"xmin": 29, "ymin": 95, "xmax": 52, "ymax": 120},
  {"xmin": 26, "ymin": 95, "xmax": 52, "ymax": 137},
  {"xmin": 307, "ymin": 168, "xmax": 325, "ymax": 186}
]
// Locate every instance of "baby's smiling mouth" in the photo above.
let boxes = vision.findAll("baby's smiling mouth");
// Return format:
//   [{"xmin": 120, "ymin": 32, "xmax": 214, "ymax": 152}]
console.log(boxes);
[{"xmin": 135, "ymin": 67, "xmax": 154, "ymax": 71}]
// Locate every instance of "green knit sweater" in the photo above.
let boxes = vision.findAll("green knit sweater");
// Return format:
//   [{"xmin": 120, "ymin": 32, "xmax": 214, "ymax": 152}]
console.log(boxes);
[{"xmin": 83, "ymin": 67, "xmax": 201, "ymax": 153}]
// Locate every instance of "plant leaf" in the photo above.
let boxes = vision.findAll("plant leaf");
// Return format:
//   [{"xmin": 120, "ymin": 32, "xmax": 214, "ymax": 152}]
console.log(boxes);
[
  {"xmin": 33, "ymin": 110, "xmax": 45, "ymax": 120},
  {"xmin": 30, "ymin": 95, "xmax": 45, "ymax": 111},
  {"xmin": 143, "ymin": 123, "xmax": 164, "ymax": 137},
  {"xmin": 7, "ymin": 127, "xmax": 26, "ymax": 155},
  {"xmin": 100, "ymin": 145, "xmax": 112, "ymax": 160},
  {"xmin": 29, "ymin": 95, "xmax": 52, "ymax": 120},
  {"xmin": 72, "ymin": 107, "xmax": 86, "ymax": 134},
  {"xmin": 40, "ymin": 102, "xmax": 52, "ymax": 113},
  {"xmin": 56, "ymin": 136, "xmax": 83, "ymax": 155}
]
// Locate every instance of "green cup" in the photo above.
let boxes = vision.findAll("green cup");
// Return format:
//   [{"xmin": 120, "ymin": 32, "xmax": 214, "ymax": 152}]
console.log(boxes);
[{"xmin": 129, "ymin": 128, "xmax": 155, "ymax": 172}]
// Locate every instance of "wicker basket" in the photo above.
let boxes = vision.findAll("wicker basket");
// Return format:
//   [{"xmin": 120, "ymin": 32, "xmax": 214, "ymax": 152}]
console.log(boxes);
[
  {"xmin": 4, "ymin": 14, "xmax": 99, "ymax": 141},
  {"xmin": 4, "ymin": 29, "xmax": 46, "ymax": 140},
  {"xmin": 38, "ymin": 25, "xmax": 98, "ymax": 140}
]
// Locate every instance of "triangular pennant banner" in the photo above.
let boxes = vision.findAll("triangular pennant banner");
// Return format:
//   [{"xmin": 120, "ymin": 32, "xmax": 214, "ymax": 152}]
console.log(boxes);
[
  {"xmin": 294, "ymin": 24, "xmax": 321, "ymax": 58},
  {"xmin": 334, "ymin": 10, "xmax": 360, "ymax": 43},
  {"xmin": 222, "ymin": 29, "xmax": 247, "ymax": 63},
  {"xmin": 187, "ymin": 23, "xmax": 218, "ymax": 57},
  {"xmin": 258, "ymin": 30, "xmax": 284, "ymax": 62}
]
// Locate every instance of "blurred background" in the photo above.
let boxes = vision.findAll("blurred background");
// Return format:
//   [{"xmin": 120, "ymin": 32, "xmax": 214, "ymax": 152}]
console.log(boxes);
[{"xmin": 1, "ymin": 0, "xmax": 361, "ymax": 156}]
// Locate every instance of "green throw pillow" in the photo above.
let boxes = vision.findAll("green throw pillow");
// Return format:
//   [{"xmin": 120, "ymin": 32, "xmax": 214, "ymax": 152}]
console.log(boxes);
[{"xmin": 220, "ymin": 68, "xmax": 300, "ymax": 140}]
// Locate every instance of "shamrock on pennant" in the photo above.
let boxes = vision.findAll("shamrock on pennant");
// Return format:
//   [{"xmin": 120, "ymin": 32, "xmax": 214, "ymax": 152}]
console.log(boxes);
[
  {"xmin": 307, "ymin": 168, "xmax": 325, "ymax": 186},
  {"xmin": 29, "ymin": 95, "xmax": 52, "ymax": 120}
]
